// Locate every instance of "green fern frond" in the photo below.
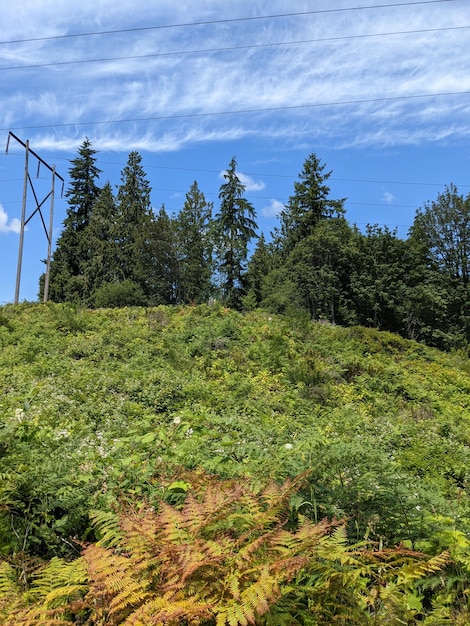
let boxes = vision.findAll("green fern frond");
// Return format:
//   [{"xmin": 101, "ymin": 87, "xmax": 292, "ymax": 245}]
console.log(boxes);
[
  {"xmin": 221, "ymin": 599, "xmax": 250, "ymax": 626},
  {"xmin": 11, "ymin": 612, "xmax": 74, "ymax": 626},
  {"xmin": 0, "ymin": 560, "xmax": 20, "ymax": 595},
  {"xmin": 90, "ymin": 509, "xmax": 122, "ymax": 548},
  {"xmin": 40, "ymin": 584, "xmax": 87, "ymax": 608},
  {"xmin": 396, "ymin": 551, "xmax": 450, "ymax": 586},
  {"xmin": 28, "ymin": 557, "xmax": 87, "ymax": 600},
  {"xmin": 227, "ymin": 572, "xmax": 241, "ymax": 602},
  {"xmin": 240, "ymin": 570, "xmax": 274, "ymax": 618}
]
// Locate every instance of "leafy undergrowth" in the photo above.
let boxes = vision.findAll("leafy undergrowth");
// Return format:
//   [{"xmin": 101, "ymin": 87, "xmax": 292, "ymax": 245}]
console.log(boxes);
[
  {"xmin": 1, "ymin": 472, "xmax": 452, "ymax": 625},
  {"xmin": 1, "ymin": 303, "xmax": 470, "ymax": 622}
]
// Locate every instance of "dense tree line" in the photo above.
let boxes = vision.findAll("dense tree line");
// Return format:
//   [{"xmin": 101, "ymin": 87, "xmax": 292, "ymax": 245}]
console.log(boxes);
[{"xmin": 43, "ymin": 140, "xmax": 470, "ymax": 350}]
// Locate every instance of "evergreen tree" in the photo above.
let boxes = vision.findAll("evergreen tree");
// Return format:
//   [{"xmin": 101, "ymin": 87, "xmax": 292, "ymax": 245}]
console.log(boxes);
[
  {"xmin": 145, "ymin": 205, "xmax": 179, "ymax": 305},
  {"xmin": 276, "ymin": 153, "xmax": 345, "ymax": 255},
  {"xmin": 243, "ymin": 233, "xmax": 271, "ymax": 309},
  {"xmin": 213, "ymin": 157, "xmax": 257, "ymax": 308},
  {"xmin": 114, "ymin": 151, "xmax": 153, "ymax": 298},
  {"xmin": 80, "ymin": 181, "xmax": 119, "ymax": 303},
  {"xmin": 265, "ymin": 153, "xmax": 347, "ymax": 321},
  {"xmin": 46, "ymin": 139, "xmax": 101, "ymax": 302},
  {"xmin": 175, "ymin": 181, "xmax": 214, "ymax": 304}
]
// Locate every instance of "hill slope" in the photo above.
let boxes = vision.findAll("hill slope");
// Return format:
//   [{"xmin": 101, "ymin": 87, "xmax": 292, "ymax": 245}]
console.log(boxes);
[{"xmin": 1, "ymin": 302, "xmax": 470, "ymax": 558}]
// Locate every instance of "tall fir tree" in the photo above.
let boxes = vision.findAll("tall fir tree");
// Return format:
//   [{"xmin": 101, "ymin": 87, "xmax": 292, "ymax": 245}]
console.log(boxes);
[
  {"xmin": 114, "ymin": 151, "xmax": 153, "ymax": 298},
  {"xmin": 175, "ymin": 181, "xmax": 214, "ymax": 304},
  {"xmin": 145, "ymin": 205, "xmax": 179, "ymax": 305},
  {"xmin": 243, "ymin": 233, "xmax": 271, "ymax": 309},
  {"xmin": 80, "ymin": 181, "xmax": 119, "ymax": 303},
  {"xmin": 264, "ymin": 153, "xmax": 348, "ymax": 320},
  {"xmin": 45, "ymin": 138, "xmax": 101, "ymax": 302},
  {"xmin": 276, "ymin": 153, "xmax": 345, "ymax": 256},
  {"xmin": 213, "ymin": 157, "xmax": 257, "ymax": 308}
]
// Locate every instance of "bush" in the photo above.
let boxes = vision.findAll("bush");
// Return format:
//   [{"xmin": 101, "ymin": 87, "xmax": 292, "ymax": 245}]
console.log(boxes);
[{"xmin": 92, "ymin": 280, "xmax": 148, "ymax": 308}]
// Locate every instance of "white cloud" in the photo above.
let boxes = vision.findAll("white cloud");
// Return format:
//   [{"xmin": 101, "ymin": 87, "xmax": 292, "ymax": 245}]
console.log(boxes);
[
  {"xmin": 262, "ymin": 199, "xmax": 284, "ymax": 217},
  {"xmin": 1, "ymin": 1, "xmax": 469, "ymax": 152},
  {"xmin": 383, "ymin": 192, "xmax": 395, "ymax": 205},
  {"xmin": 237, "ymin": 172, "xmax": 265, "ymax": 192},
  {"xmin": 219, "ymin": 169, "xmax": 265, "ymax": 192},
  {"xmin": 0, "ymin": 205, "xmax": 21, "ymax": 234}
]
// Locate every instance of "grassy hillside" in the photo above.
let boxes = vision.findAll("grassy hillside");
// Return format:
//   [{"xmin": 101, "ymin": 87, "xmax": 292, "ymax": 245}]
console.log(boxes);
[
  {"xmin": 1, "ymin": 302, "xmax": 470, "ymax": 545},
  {"xmin": 1, "ymin": 302, "xmax": 470, "ymax": 622}
]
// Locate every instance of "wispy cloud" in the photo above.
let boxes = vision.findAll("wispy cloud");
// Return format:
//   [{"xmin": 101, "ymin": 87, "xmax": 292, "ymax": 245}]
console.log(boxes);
[
  {"xmin": 383, "ymin": 192, "xmax": 395, "ymax": 204},
  {"xmin": 0, "ymin": 1, "xmax": 469, "ymax": 152},
  {"xmin": 0, "ymin": 205, "xmax": 21, "ymax": 234}
]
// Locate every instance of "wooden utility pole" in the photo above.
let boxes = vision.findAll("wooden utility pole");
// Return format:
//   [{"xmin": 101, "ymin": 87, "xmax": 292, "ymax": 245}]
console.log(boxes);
[{"xmin": 6, "ymin": 132, "xmax": 64, "ymax": 304}]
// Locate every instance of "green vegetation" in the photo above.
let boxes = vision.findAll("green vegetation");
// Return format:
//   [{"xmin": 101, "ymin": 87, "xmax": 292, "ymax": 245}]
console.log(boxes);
[
  {"xmin": 5, "ymin": 141, "xmax": 470, "ymax": 622},
  {"xmin": 42, "ymin": 141, "xmax": 470, "ymax": 351},
  {"xmin": 1, "ymin": 303, "xmax": 470, "ymax": 623}
]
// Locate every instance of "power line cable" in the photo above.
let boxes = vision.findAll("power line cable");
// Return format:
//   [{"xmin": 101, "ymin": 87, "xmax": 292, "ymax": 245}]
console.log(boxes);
[
  {"xmin": 2, "ymin": 89, "xmax": 469, "ymax": 132},
  {"xmin": 3, "ymin": 151, "xmax": 469, "ymax": 189},
  {"xmin": 0, "ymin": 1, "xmax": 454, "ymax": 46},
  {"xmin": 1, "ymin": 24, "xmax": 466, "ymax": 72}
]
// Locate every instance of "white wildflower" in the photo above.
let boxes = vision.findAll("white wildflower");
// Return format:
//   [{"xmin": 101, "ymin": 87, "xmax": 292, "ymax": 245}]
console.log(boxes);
[
  {"xmin": 173, "ymin": 416, "xmax": 181, "ymax": 425},
  {"xmin": 284, "ymin": 443, "xmax": 293, "ymax": 450},
  {"xmin": 15, "ymin": 408, "xmax": 24, "ymax": 421}
]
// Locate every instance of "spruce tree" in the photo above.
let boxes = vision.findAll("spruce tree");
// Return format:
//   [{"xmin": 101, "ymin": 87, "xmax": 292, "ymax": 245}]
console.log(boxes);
[
  {"xmin": 46, "ymin": 139, "xmax": 101, "ymax": 302},
  {"xmin": 265, "ymin": 153, "xmax": 348, "ymax": 320},
  {"xmin": 146, "ymin": 205, "xmax": 179, "ymax": 305},
  {"xmin": 175, "ymin": 181, "xmax": 214, "ymax": 304},
  {"xmin": 114, "ymin": 151, "xmax": 153, "ymax": 298},
  {"xmin": 277, "ymin": 153, "xmax": 345, "ymax": 255},
  {"xmin": 243, "ymin": 233, "xmax": 270, "ymax": 309},
  {"xmin": 213, "ymin": 157, "xmax": 257, "ymax": 308},
  {"xmin": 81, "ymin": 181, "xmax": 119, "ymax": 303}
]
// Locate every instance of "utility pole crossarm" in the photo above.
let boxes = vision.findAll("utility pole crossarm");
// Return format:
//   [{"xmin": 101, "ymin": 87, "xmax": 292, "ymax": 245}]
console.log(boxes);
[{"xmin": 6, "ymin": 131, "xmax": 65, "ymax": 189}]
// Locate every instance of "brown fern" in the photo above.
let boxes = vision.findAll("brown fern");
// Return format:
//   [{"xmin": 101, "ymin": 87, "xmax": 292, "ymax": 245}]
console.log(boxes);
[{"xmin": 2, "ymin": 471, "xmax": 450, "ymax": 625}]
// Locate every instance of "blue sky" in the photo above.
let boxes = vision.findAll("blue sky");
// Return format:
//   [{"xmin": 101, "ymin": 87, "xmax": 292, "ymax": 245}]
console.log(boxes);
[{"xmin": 0, "ymin": 0, "xmax": 469, "ymax": 303}]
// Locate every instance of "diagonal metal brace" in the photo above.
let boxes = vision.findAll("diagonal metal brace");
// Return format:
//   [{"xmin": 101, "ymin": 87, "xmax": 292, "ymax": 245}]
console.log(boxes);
[{"xmin": 6, "ymin": 132, "xmax": 65, "ymax": 303}]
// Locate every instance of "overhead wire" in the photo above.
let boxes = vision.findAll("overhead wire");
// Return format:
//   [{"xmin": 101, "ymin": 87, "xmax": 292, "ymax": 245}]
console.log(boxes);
[
  {"xmin": 2, "ymin": 89, "xmax": 470, "ymax": 133},
  {"xmin": 3, "ymin": 150, "xmax": 470, "ymax": 190},
  {"xmin": 0, "ymin": 25, "xmax": 467, "ymax": 72},
  {"xmin": 0, "ymin": 0, "xmax": 464, "ymax": 227},
  {"xmin": 0, "ymin": 0, "xmax": 454, "ymax": 46}
]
